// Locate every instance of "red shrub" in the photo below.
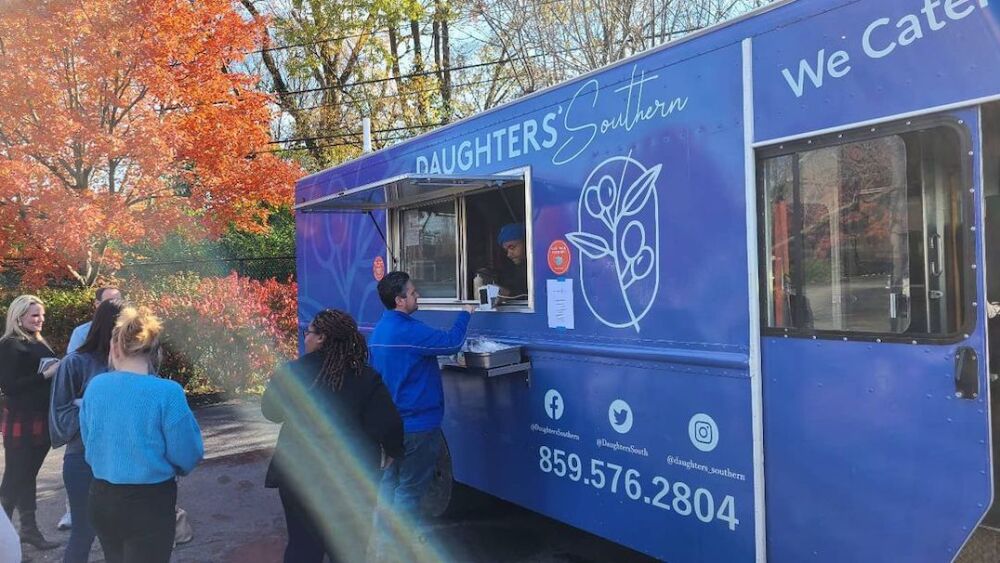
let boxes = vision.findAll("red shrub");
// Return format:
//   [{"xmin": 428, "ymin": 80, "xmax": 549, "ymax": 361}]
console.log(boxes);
[{"xmin": 131, "ymin": 273, "xmax": 297, "ymax": 393}]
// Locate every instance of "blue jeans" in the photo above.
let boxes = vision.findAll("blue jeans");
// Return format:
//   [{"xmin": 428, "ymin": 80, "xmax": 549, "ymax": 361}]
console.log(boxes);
[
  {"xmin": 63, "ymin": 453, "xmax": 96, "ymax": 563},
  {"xmin": 372, "ymin": 428, "xmax": 443, "ymax": 556}
]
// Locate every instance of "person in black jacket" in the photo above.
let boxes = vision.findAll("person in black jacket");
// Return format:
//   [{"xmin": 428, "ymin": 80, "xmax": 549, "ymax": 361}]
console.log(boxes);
[
  {"xmin": 0, "ymin": 295, "xmax": 61, "ymax": 551},
  {"xmin": 262, "ymin": 309, "xmax": 404, "ymax": 563}
]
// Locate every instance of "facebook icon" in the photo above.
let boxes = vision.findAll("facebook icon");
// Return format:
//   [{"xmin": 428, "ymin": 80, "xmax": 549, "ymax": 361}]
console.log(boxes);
[{"xmin": 544, "ymin": 389, "xmax": 564, "ymax": 420}]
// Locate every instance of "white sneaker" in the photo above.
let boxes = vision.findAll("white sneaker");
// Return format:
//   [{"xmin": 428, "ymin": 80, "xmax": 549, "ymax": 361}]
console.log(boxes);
[{"xmin": 57, "ymin": 511, "xmax": 71, "ymax": 531}]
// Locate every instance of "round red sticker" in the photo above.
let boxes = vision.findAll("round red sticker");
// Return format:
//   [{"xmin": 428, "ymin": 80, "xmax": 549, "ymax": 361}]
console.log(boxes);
[
  {"xmin": 373, "ymin": 256, "xmax": 385, "ymax": 281},
  {"xmin": 547, "ymin": 239, "xmax": 571, "ymax": 275}
]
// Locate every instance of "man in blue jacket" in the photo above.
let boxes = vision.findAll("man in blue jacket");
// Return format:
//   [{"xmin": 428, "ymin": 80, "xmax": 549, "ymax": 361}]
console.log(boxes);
[{"xmin": 369, "ymin": 271, "xmax": 474, "ymax": 543}]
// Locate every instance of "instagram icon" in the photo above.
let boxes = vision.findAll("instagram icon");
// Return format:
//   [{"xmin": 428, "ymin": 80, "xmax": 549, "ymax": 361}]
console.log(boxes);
[{"xmin": 688, "ymin": 413, "xmax": 719, "ymax": 452}]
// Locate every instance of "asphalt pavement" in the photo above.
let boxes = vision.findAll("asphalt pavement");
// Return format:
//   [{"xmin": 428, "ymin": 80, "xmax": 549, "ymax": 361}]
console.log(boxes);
[{"xmin": 10, "ymin": 400, "xmax": 656, "ymax": 563}]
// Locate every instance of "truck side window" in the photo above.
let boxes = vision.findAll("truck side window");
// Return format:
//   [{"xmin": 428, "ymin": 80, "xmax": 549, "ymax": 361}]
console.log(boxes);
[
  {"xmin": 393, "ymin": 175, "xmax": 530, "ymax": 307},
  {"xmin": 759, "ymin": 124, "xmax": 968, "ymax": 337},
  {"xmin": 399, "ymin": 200, "xmax": 459, "ymax": 299}
]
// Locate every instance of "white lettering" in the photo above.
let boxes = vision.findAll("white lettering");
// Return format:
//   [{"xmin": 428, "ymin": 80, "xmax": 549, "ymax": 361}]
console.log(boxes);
[
  {"xmin": 777, "ymin": 0, "xmax": 990, "ymax": 96},
  {"xmin": 827, "ymin": 50, "xmax": 852, "ymax": 78},
  {"xmin": 897, "ymin": 14, "xmax": 925, "ymax": 46},
  {"xmin": 862, "ymin": 18, "xmax": 896, "ymax": 59},
  {"xmin": 491, "ymin": 128, "xmax": 507, "ymax": 161},
  {"xmin": 457, "ymin": 141, "xmax": 472, "ymax": 171},
  {"xmin": 921, "ymin": 0, "xmax": 947, "ymax": 31},
  {"xmin": 411, "ymin": 66, "xmax": 689, "ymax": 172},
  {"xmin": 541, "ymin": 112, "xmax": 558, "ymax": 149},
  {"xmin": 507, "ymin": 123, "xmax": 521, "ymax": 158},
  {"xmin": 945, "ymin": 0, "xmax": 976, "ymax": 20},
  {"xmin": 780, "ymin": 49, "xmax": 830, "ymax": 98},
  {"xmin": 553, "ymin": 80, "xmax": 600, "ymax": 166},
  {"xmin": 440, "ymin": 145, "xmax": 456, "ymax": 174},
  {"xmin": 474, "ymin": 134, "xmax": 491, "ymax": 167},
  {"xmin": 522, "ymin": 119, "xmax": 540, "ymax": 153}
]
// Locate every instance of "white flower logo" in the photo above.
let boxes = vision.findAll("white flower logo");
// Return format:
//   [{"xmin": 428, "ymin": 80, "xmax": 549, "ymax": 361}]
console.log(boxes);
[{"xmin": 567, "ymin": 155, "xmax": 661, "ymax": 332}]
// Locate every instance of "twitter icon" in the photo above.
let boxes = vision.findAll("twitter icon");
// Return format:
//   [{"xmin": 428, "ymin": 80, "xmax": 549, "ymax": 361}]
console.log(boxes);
[{"xmin": 609, "ymin": 399, "xmax": 633, "ymax": 434}]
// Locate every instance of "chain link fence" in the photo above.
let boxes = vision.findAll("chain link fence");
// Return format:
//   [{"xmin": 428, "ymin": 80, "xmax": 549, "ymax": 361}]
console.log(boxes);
[
  {"xmin": 0, "ymin": 256, "xmax": 296, "ymax": 292},
  {"xmin": 117, "ymin": 256, "xmax": 296, "ymax": 283},
  {"xmin": 0, "ymin": 258, "xmax": 28, "ymax": 290}
]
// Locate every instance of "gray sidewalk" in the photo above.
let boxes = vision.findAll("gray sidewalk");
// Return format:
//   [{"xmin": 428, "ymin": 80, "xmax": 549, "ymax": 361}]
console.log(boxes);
[
  {"xmin": 11, "ymin": 399, "xmax": 656, "ymax": 563},
  {"xmin": 13, "ymin": 401, "xmax": 285, "ymax": 563}
]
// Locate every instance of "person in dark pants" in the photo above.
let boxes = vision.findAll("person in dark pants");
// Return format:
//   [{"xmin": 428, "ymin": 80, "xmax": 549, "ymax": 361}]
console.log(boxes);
[
  {"xmin": 49, "ymin": 298, "xmax": 125, "ymax": 563},
  {"xmin": 0, "ymin": 294, "xmax": 61, "ymax": 552},
  {"xmin": 262, "ymin": 309, "xmax": 404, "ymax": 563},
  {"xmin": 87, "ymin": 480, "xmax": 176, "ymax": 563},
  {"xmin": 369, "ymin": 272, "xmax": 474, "ymax": 559},
  {"xmin": 80, "ymin": 306, "xmax": 203, "ymax": 563}
]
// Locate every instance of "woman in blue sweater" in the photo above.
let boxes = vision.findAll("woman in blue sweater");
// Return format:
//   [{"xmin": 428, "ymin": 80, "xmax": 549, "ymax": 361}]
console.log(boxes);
[
  {"xmin": 49, "ymin": 297, "xmax": 124, "ymax": 563},
  {"xmin": 80, "ymin": 306, "xmax": 203, "ymax": 563}
]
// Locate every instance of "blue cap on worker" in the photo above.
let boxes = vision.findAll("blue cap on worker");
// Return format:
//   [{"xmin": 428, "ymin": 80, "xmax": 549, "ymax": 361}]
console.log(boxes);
[{"xmin": 497, "ymin": 223, "xmax": 525, "ymax": 246}]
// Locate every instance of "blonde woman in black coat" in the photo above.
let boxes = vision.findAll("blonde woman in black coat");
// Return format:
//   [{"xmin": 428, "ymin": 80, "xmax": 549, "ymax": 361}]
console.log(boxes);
[{"xmin": 0, "ymin": 295, "xmax": 60, "ymax": 551}]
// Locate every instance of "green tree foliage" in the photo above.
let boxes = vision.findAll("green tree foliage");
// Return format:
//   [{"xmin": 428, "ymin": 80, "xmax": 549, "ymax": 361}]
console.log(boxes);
[
  {"xmin": 240, "ymin": 0, "xmax": 470, "ymax": 171},
  {"xmin": 220, "ymin": 206, "xmax": 295, "ymax": 261},
  {"xmin": 243, "ymin": 1, "xmax": 775, "ymax": 173},
  {"xmin": 120, "ymin": 207, "xmax": 296, "ymax": 282}
]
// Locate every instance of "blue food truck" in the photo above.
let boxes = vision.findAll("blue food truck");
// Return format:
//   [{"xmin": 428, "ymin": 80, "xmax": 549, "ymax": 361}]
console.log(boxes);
[{"xmin": 293, "ymin": 0, "xmax": 1000, "ymax": 560}]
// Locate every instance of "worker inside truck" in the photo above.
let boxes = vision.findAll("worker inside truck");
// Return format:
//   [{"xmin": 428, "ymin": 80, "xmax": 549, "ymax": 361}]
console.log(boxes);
[
  {"xmin": 494, "ymin": 223, "xmax": 529, "ymax": 300},
  {"xmin": 463, "ymin": 182, "xmax": 529, "ymax": 305}
]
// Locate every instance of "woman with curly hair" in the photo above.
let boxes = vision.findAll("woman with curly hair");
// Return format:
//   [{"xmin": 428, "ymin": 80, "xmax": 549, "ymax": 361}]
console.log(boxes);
[{"xmin": 263, "ymin": 309, "xmax": 404, "ymax": 563}]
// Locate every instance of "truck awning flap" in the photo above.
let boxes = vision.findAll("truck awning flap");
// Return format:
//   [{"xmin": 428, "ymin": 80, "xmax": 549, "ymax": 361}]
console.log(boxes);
[{"xmin": 294, "ymin": 174, "xmax": 517, "ymax": 213}]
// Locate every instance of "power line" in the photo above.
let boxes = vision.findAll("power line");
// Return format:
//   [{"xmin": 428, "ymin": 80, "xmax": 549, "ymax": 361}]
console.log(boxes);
[
  {"xmin": 259, "ymin": 141, "xmax": 355, "ymax": 154},
  {"xmin": 266, "ymin": 24, "xmax": 743, "ymax": 165},
  {"xmin": 269, "ymin": 122, "xmax": 445, "ymax": 146},
  {"xmin": 258, "ymin": 121, "xmax": 451, "ymax": 155},
  {"xmin": 252, "ymin": 29, "xmax": 382, "ymax": 55},
  {"xmin": 264, "ymin": 29, "xmax": 702, "ymax": 137},
  {"xmin": 281, "ymin": 56, "xmax": 522, "ymax": 96},
  {"xmin": 257, "ymin": 136, "xmax": 394, "ymax": 155},
  {"xmin": 272, "ymin": 27, "xmax": 706, "ymax": 98},
  {"xmin": 246, "ymin": 0, "xmax": 577, "ymax": 55},
  {"xmin": 295, "ymin": 74, "xmax": 518, "ymax": 111},
  {"xmin": 253, "ymin": 17, "xmax": 715, "ymax": 148},
  {"xmin": 252, "ymin": 6, "xmax": 771, "ymax": 159}
]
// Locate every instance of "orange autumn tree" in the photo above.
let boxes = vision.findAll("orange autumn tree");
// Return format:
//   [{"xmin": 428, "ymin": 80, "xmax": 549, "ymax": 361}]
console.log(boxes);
[{"xmin": 0, "ymin": 0, "xmax": 299, "ymax": 286}]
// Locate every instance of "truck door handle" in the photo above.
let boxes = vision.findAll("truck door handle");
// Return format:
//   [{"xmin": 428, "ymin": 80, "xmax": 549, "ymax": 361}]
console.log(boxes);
[
  {"xmin": 954, "ymin": 347, "xmax": 979, "ymax": 400},
  {"xmin": 929, "ymin": 233, "xmax": 943, "ymax": 277}
]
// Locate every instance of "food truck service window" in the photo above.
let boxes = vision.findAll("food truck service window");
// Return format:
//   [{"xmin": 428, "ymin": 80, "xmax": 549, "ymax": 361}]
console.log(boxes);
[
  {"xmin": 293, "ymin": 171, "xmax": 532, "ymax": 310},
  {"xmin": 392, "ymin": 174, "xmax": 531, "ymax": 309},
  {"xmin": 758, "ymin": 120, "xmax": 970, "ymax": 339}
]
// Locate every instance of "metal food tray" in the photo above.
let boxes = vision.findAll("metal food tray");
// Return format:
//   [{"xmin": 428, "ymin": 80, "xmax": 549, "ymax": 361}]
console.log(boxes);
[
  {"xmin": 440, "ymin": 361, "xmax": 532, "ymax": 379},
  {"xmin": 461, "ymin": 345, "xmax": 522, "ymax": 369}
]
